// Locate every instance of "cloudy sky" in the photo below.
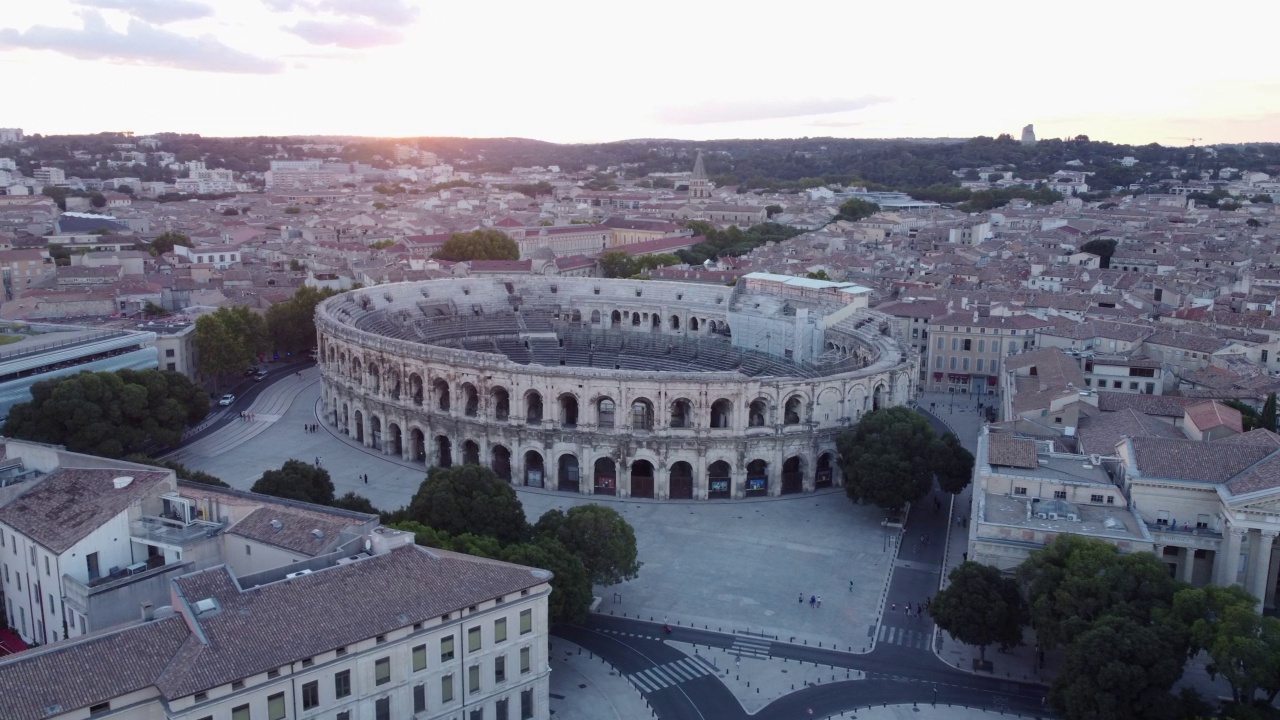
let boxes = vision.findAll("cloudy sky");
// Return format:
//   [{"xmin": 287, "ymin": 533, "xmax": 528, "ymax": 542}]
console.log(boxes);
[{"xmin": 1, "ymin": 0, "xmax": 1277, "ymax": 144}]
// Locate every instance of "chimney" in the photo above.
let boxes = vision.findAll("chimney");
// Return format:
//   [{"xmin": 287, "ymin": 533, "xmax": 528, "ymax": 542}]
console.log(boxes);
[{"xmin": 141, "ymin": 602, "xmax": 154, "ymax": 622}]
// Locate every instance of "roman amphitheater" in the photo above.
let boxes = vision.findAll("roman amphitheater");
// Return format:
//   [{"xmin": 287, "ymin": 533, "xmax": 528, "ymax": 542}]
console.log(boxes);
[{"xmin": 316, "ymin": 272, "xmax": 916, "ymax": 500}]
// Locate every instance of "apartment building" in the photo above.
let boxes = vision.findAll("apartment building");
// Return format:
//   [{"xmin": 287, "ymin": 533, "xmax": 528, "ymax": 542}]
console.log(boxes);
[
  {"xmin": 0, "ymin": 248, "xmax": 53, "ymax": 296},
  {"xmin": 925, "ymin": 312, "xmax": 1051, "ymax": 395}
]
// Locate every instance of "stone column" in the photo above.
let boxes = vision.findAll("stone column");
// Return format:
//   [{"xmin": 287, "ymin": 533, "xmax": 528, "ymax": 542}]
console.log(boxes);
[
  {"xmin": 1180, "ymin": 547, "xmax": 1197, "ymax": 584},
  {"xmin": 656, "ymin": 464, "xmax": 670, "ymax": 500},
  {"xmin": 1250, "ymin": 531, "xmax": 1277, "ymax": 611},
  {"xmin": 1217, "ymin": 528, "xmax": 1246, "ymax": 587}
]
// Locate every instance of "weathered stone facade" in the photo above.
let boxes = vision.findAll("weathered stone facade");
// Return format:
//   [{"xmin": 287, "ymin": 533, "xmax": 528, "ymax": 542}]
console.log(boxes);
[{"xmin": 317, "ymin": 277, "xmax": 915, "ymax": 500}]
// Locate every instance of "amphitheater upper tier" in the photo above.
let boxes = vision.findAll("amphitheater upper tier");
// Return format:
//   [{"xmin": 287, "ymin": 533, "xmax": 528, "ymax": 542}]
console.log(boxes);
[{"xmin": 317, "ymin": 273, "xmax": 917, "ymax": 500}]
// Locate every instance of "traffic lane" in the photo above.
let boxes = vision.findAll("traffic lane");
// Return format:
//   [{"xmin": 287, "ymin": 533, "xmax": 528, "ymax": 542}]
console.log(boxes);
[
  {"xmin": 758, "ymin": 676, "xmax": 1046, "ymax": 719},
  {"xmin": 554, "ymin": 624, "xmax": 710, "ymax": 720},
  {"xmin": 586, "ymin": 615, "xmax": 748, "ymax": 653},
  {"xmin": 173, "ymin": 362, "xmax": 315, "ymax": 449}
]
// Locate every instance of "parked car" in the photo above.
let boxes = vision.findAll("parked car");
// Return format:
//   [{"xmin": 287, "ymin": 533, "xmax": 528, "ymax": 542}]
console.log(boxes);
[
  {"xmin": 219, "ymin": 393, "xmax": 236, "ymax": 406},
  {"xmin": 253, "ymin": 370, "xmax": 268, "ymax": 381},
  {"xmin": 244, "ymin": 366, "xmax": 259, "ymax": 377}
]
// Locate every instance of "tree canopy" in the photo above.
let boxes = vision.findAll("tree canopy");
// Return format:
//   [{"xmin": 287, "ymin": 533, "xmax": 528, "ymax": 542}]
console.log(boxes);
[
  {"xmin": 1049, "ymin": 614, "xmax": 1187, "ymax": 720},
  {"xmin": 501, "ymin": 537, "xmax": 593, "ymax": 623},
  {"xmin": 1080, "ymin": 238, "xmax": 1118, "ymax": 269},
  {"xmin": 836, "ymin": 198, "xmax": 880, "ymax": 222},
  {"xmin": 150, "ymin": 231, "xmax": 192, "ymax": 257},
  {"xmin": 534, "ymin": 505, "xmax": 641, "ymax": 586},
  {"xmin": 431, "ymin": 229, "xmax": 519, "ymax": 262},
  {"xmin": 837, "ymin": 407, "xmax": 973, "ymax": 509},
  {"xmin": 3, "ymin": 369, "xmax": 208, "ymax": 458},
  {"xmin": 251, "ymin": 459, "xmax": 336, "ymax": 505},
  {"xmin": 675, "ymin": 222, "xmax": 804, "ymax": 265},
  {"xmin": 194, "ymin": 305, "xmax": 269, "ymax": 389},
  {"xmin": 597, "ymin": 250, "xmax": 680, "ymax": 279},
  {"xmin": 930, "ymin": 561, "xmax": 1025, "ymax": 662},
  {"xmin": 265, "ymin": 285, "xmax": 339, "ymax": 355},
  {"xmin": 400, "ymin": 464, "xmax": 530, "ymax": 545}
]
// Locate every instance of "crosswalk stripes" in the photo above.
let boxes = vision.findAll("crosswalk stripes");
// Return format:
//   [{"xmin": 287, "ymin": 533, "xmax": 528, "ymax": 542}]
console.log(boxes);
[
  {"xmin": 628, "ymin": 655, "xmax": 721, "ymax": 693},
  {"xmin": 876, "ymin": 624, "xmax": 931, "ymax": 649},
  {"xmin": 730, "ymin": 635, "xmax": 772, "ymax": 659}
]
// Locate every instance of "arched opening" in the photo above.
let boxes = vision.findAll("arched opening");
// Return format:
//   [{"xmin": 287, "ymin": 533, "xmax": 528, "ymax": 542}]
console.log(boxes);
[
  {"xmin": 387, "ymin": 423, "xmax": 403, "ymax": 456},
  {"xmin": 708, "ymin": 460, "xmax": 732, "ymax": 499},
  {"xmin": 368, "ymin": 365, "xmax": 380, "ymax": 394},
  {"xmin": 784, "ymin": 395, "xmax": 803, "ymax": 425},
  {"xmin": 669, "ymin": 461, "xmax": 693, "ymax": 499},
  {"xmin": 558, "ymin": 454, "xmax": 580, "ymax": 492},
  {"xmin": 669, "ymin": 398, "xmax": 693, "ymax": 428},
  {"xmin": 651, "ymin": 313, "xmax": 660, "ymax": 329},
  {"xmin": 749, "ymin": 398, "xmax": 768, "ymax": 427},
  {"xmin": 690, "ymin": 317, "xmax": 699, "ymax": 331},
  {"xmin": 746, "ymin": 459, "xmax": 768, "ymax": 497},
  {"xmin": 341, "ymin": 403, "xmax": 350, "ymax": 434},
  {"xmin": 816, "ymin": 452, "xmax": 835, "ymax": 488},
  {"xmin": 387, "ymin": 369, "xmax": 401, "ymax": 400},
  {"xmin": 492, "ymin": 387, "xmax": 510, "ymax": 421},
  {"xmin": 462, "ymin": 440, "xmax": 480, "ymax": 466},
  {"xmin": 596, "ymin": 397, "xmax": 615, "ymax": 428},
  {"xmin": 631, "ymin": 313, "xmax": 641, "ymax": 326},
  {"xmin": 352, "ymin": 358, "xmax": 363, "ymax": 384},
  {"xmin": 591, "ymin": 309, "xmax": 601, "ymax": 324},
  {"xmin": 524, "ymin": 451, "xmax": 544, "ymax": 487},
  {"xmin": 710, "ymin": 399, "xmax": 733, "ymax": 429},
  {"xmin": 670, "ymin": 314, "xmax": 680, "ymax": 330},
  {"xmin": 873, "ymin": 383, "xmax": 886, "ymax": 411},
  {"xmin": 559, "ymin": 394, "xmax": 579, "ymax": 428},
  {"xmin": 491, "ymin": 445, "xmax": 512, "ymax": 481},
  {"xmin": 435, "ymin": 436, "xmax": 452, "ymax": 467},
  {"xmin": 611, "ymin": 310, "xmax": 622, "ymax": 325},
  {"xmin": 525, "ymin": 391, "xmax": 543, "ymax": 425},
  {"xmin": 410, "ymin": 373, "xmax": 424, "ymax": 406},
  {"xmin": 433, "ymin": 379, "xmax": 450, "ymax": 411},
  {"xmin": 571, "ymin": 309, "xmax": 582, "ymax": 323},
  {"xmin": 591, "ymin": 458, "xmax": 616, "ymax": 491},
  {"xmin": 628, "ymin": 459, "xmax": 652, "ymax": 498},
  {"xmin": 462, "ymin": 383, "xmax": 479, "ymax": 417},
  {"xmin": 781, "ymin": 456, "xmax": 804, "ymax": 495},
  {"xmin": 631, "ymin": 398, "xmax": 654, "ymax": 430},
  {"xmin": 353, "ymin": 410, "xmax": 364, "ymax": 443},
  {"xmin": 370, "ymin": 414, "xmax": 382, "ymax": 451},
  {"xmin": 410, "ymin": 428, "xmax": 426, "ymax": 462}
]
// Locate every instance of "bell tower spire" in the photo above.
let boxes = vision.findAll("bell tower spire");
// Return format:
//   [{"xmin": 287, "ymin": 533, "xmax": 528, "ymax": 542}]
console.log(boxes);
[{"xmin": 688, "ymin": 151, "xmax": 711, "ymax": 200}]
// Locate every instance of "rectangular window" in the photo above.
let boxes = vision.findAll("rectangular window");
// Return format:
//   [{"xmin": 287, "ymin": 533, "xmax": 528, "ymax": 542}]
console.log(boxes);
[
  {"xmin": 166, "ymin": 348, "xmax": 175, "ymax": 357},
  {"xmin": 992, "ymin": 340, "xmax": 1000, "ymax": 353},
  {"xmin": 471, "ymin": 709, "xmax": 484, "ymax": 720},
  {"xmin": 1129, "ymin": 382, "xmax": 1139, "ymax": 390},
  {"xmin": 336, "ymin": 646, "xmax": 347, "ymax": 657},
  {"xmin": 231, "ymin": 680, "xmax": 244, "ymax": 691},
  {"xmin": 336, "ymin": 714, "xmax": 350, "ymax": 720},
  {"xmin": 334, "ymin": 669, "xmax": 351, "ymax": 698},
  {"xmin": 1091, "ymin": 494, "xmax": 1104, "ymax": 503},
  {"xmin": 414, "ymin": 684, "xmax": 427, "ymax": 713},
  {"xmin": 962, "ymin": 357, "xmax": 970, "ymax": 371},
  {"xmin": 86, "ymin": 552, "xmax": 99, "ymax": 580},
  {"xmin": 267, "ymin": 693, "xmax": 285, "ymax": 720},
  {"xmin": 951, "ymin": 338, "xmax": 958, "ymax": 351},
  {"xmin": 495, "ymin": 655, "xmax": 506, "ymax": 683},
  {"xmin": 375, "ymin": 634, "xmax": 386, "ymax": 644},
  {"xmin": 232, "ymin": 705, "xmax": 250, "ymax": 720},
  {"xmin": 89, "ymin": 703, "xmax": 111, "ymax": 717},
  {"xmin": 978, "ymin": 339, "xmax": 985, "ymax": 353},
  {"xmin": 1013, "ymin": 487, "xmax": 1027, "ymax": 496},
  {"xmin": 246, "ymin": 544, "xmax": 251, "ymax": 555},
  {"xmin": 302, "ymin": 681, "xmax": 319, "ymax": 710},
  {"xmin": 442, "ymin": 674, "xmax": 455, "ymax": 703},
  {"xmin": 1054, "ymin": 490, "xmax": 1067, "ymax": 500},
  {"xmin": 1197, "ymin": 514, "xmax": 1211, "ymax": 529},
  {"xmin": 963, "ymin": 339, "xmax": 972, "ymax": 351},
  {"xmin": 267, "ymin": 669, "xmax": 280, "ymax": 679},
  {"xmin": 520, "ymin": 609, "xmax": 532, "ymax": 635},
  {"xmin": 441, "ymin": 635, "xmax": 455, "ymax": 662},
  {"xmin": 375, "ymin": 657, "xmax": 391, "ymax": 685},
  {"xmin": 937, "ymin": 337, "xmax": 944, "ymax": 349},
  {"xmin": 375, "ymin": 697, "xmax": 390, "ymax": 720},
  {"xmin": 935, "ymin": 356, "xmax": 943, "ymax": 369},
  {"xmin": 976, "ymin": 359, "xmax": 984, "ymax": 372},
  {"xmin": 520, "ymin": 646, "xmax": 531, "ymax": 674},
  {"xmin": 413, "ymin": 643, "xmax": 427, "ymax": 671},
  {"xmin": 469, "ymin": 664, "xmax": 481, "ymax": 693},
  {"xmin": 521, "ymin": 688, "xmax": 534, "ymax": 719},
  {"xmin": 495, "ymin": 617, "xmax": 507, "ymax": 643},
  {"xmin": 44, "ymin": 556, "xmax": 49, "ymax": 575},
  {"xmin": 496, "ymin": 697, "xmax": 509, "ymax": 720},
  {"xmin": 468, "ymin": 626, "xmax": 482, "ymax": 652},
  {"xmin": 950, "ymin": 356, "xmax": 957, "ymax": 370}
]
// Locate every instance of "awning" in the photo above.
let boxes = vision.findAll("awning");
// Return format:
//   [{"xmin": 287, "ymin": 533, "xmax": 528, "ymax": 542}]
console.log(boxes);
[
  {"xmin": 988, "ymin": 376, "xmax": 998, "ymax": 386},
  {"xmin": 933, "ymin": 372, "xmax": 944, "ymax": 380}
]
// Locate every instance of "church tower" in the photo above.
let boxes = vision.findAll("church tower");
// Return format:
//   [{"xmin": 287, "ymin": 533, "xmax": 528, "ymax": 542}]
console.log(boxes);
[{"xmin": 688, "ymin": 151, "xmax": 711, "ymax": 200}]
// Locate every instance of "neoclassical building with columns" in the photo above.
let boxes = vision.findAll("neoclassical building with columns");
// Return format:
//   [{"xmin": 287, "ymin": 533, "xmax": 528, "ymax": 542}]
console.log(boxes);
[{"xmin": 316, "ymin": 273, "xmax": 916, "ymax": 500}]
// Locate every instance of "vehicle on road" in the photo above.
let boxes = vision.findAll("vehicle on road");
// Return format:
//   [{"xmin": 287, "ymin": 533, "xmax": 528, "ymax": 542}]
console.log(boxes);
[
  {"xmin": 244, "ymin": 366, "xmax": 259, "ymax": 376},
  {"xmin": 253, "ymin": 370, "xmax": 269, "ymax": 381},
  {"xmin": 218, "ymin": 393, "xmax": 236, "ymax": 406}
]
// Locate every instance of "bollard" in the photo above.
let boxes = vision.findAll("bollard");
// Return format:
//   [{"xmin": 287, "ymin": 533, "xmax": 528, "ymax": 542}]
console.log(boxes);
[{"xmin": 577, "ymin": 648, "xmax": 581, "ymax": 655}]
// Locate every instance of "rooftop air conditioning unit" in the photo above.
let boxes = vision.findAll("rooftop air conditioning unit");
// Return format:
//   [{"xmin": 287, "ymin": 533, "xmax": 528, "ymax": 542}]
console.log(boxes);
[{"xmin": 285, "ymin": 569, "xmax": 313, "ymax": 580}]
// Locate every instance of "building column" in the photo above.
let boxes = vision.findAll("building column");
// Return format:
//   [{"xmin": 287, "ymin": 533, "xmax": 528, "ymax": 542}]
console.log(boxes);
[
  {"xmin": 1217, "ymin": 528, "xmax": 1246, "ymax": 587},
  {"xmin": 1180, "ymin": 547, "xmax": 1197, "ymax": 584},
  {"xmin": 656, "ymin": 464, "xmax": 670, "ymax": 500},
  {"xmin": 1250, "ymin": 531, "xmax": 1277, "ymax": 611}
]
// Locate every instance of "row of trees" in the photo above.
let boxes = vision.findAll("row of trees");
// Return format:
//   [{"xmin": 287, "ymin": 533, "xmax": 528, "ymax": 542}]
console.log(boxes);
[
  {"xmin": 431, "ymin": 229, "xmax": 520, "ymax": 262},
  {"xmin": 675, "ymin": 221, "xmax": 806, "ymax": 265},
  {"xmin": 932, "ymin": 536, "xmax": 1280, "ymax": 719},
  {"xmin": 250, "ymin": 459, "xmax": 378, "ymax": 513},
  {"xmin": 194, "ymin": 286, "xmax": 340, "ymax": 388},
  {"xmin": 2, "ymin": 369, "xmax": 209, "ymax": 457},
  {"xmin": 597, "ymin": 251, "xmax": 681, "ymax": 279}
]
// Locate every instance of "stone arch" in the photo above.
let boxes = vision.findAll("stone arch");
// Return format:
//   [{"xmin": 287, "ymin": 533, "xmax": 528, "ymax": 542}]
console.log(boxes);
[
  {"xmin": 387, "ymin": 423, "xmax": 402, "ymax": 456},
  {"xmin": 462, "ymin": 439, "xmax": 480, "ymax": 466},
  {"xmin": 591, "ymin": 309, "xmax": 601, "ymax": 324},
  {"xmin": 525, "ymin": 390, "xmax": 544, "ymax": 424},
  {"xmin": 491, "ymin": 386, "xmax": 510, "ymax": 421},
  {"xmin": 341, "ymin": 402, "xmax": 350, "ymax": 434},
  {"xmin": 815, "ymin": 387, "xmax": 841, "ymax": 423},
  {"xmin": 571, "ymin": 309, "xmax": 582, "ymax": 323},
  {"xmin": 745, "ymin": 459, "xmax": 768, "ymax": 496},
  {"xmin": 651, "ymin": 313, "xmax": 660, "ymax": 329},
  {"xmin": 628, "ymin": 459, "xmax": 653, "ymax": 498},
  {"xmin": 409, "ymin": 427, "xmax": 426, "ymax": 462},
  {"xmin": 461, "ymin": 382, "xmax": 479, "ymax": 417},
  {"xmin": 873, "ymin": 382, "xmax": 887, "ymax": 411},
  {"xmin": 669, "ymin": 397, "xmax": 694, "ymax": 428},
  {"xmin": 351, "ymin": 357, "xmax": 363, "ymax": 384},
  {"xmin": 593, "ymin": 457, "xmax": 617, "ymax": 496},
  {"xmin": 409, "ymin": 373, "xmax": 424, "ymax": 406},
  {"xmin": 433, "ymin": 378, "xmax": 450, "ymax": 411},
  {"xmin": 368, "ymin": 364, "xmax": 380, "ymax": 394},
  {"xmin": 632, "ymin": 312, "xmax": 641, "ymax": 326},
  {"xmin": 611, "ymin": 309, "xmax": 622, "ymax": 324},
  {"xmin": 491, "ymin": 444, "xmax": 512, "ymax": 481},
  {"xmin": 630, "ymin": 397, "xmax": 654, "ymax": 430},
  {"xmin": 781, "ymin": 455, "xmax": 805, "ymax": 495},
  {"xmin": 386, "ymin": 367, "xmax": 401, "ymax": 400},
  {"xmin": 558, "ymin": 453, "xmax": 581, "ymax": 492},
  {"xmin": 784, "ymin": 394, "xmax": 804, "ymax": 425},
  {"xmin": 708, "ymin": 460, "xmax": 732, "ymax": 499},
  {"xmin": 435, "ymin": 435, "xmax": 452, "ymax": 467},
  {"xmin": 709, "ymin": 398, "xmax": 733, "ymax": 428},
  {"xmin": 522, "ymin": 448, "xmax": 542, "ymax": 486},
  {"xmin": 353, "ymin": 409, "xmax": 364, "ymax": 443},
  {"xmin": 596, "ymin": 397, "xmax": 616, "ymax": 428},
  {"xmin": 670, "ymin": 314, "xmax": 680, "ymax": 330},
  {"xmin": 748, "ymin": 398, "xmax": 769, "ymax": 427},
  {"xmin": 816, "ymin": 452, "xmax": 835, "ymax": 488},
  {"xmin": 669, "ymin": 460, "xmax": 693, "ymax": 499},
  {"xmin": 689, "ymin": 317, "xmax": 699, "ymax": 331},
  {"xmin": 559, "ymin": 393, "xmax": 579, "ymax": 428},
  {"xmin": 370, "ymin": 414, "xmax": 382, "ymax": 450}
]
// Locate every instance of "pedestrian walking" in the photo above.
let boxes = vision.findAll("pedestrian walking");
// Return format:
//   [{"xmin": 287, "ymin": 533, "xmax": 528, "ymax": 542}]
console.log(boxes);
[
  {"xmin": 849, "ymin": 580, "xmax": 854, "ymax": 593},
  {"xmin": 809, "ymin": 595, "xmax": 816, "ymax": 608},
  {"xmin": 903, "ymin": 605, "xmax": 909, "ymax": 617},
  {"xmin": 917, "ymin": 603, "xmax": 923, "ymax": 615},
  {"xmin": 799, "ymin": 593, "xmax": 803, "ymax": 604},
  {"xmin": 816, "ymin": 596, "xmax": 822, "ymax": 608},
  {"xmin": 364, "ymin": 474, "xmax": 369, "ymax": 484},
  {"xmin": 891, "ymin": 603, "xmax": 896, "ymax": 612}
]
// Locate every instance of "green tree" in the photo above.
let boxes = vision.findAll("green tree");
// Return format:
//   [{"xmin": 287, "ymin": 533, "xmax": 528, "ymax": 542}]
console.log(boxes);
[
  {"xmin": 266, "ymin": 285, "xmax": 339, "ymax": 354},
  {"xmin": 1262, "ymin": 393, "xmax": 1276, "ymax": 433},
  {"xmin": 251, "ymin": 459, "xmax": 336, "ymax": 505},
  {"xmin": 432, "ymin": 229, "xmax": 519, "ymax": 262},
  {"xmin": 765, "ymin": 204, "xmax": 784, "ymax": 218},
  {"xmin": 331, "ymin": 492, "xmax": 379, "ymax": 514},
  {"xmin": 122, "ymin": 455, "xmax": 229, "ymax": 487},
  {"xmin": 1248, "ymin": 218, "xmax": 1263, "ymax": 228},
  {"xmin": 1225, "ymin": 400, "xmax": 1265, "ymax": 432},
  {"xmin": 289, "ymin": 258, "xmax": 302, "ymax": 271},
  {"xmin": 3, "ymin": 369, "xmax": 209, "ymax": 458},
  {"xmin": 836, "ymin": 198, "xmax": 880, "ymax": 222},
  {"xmin": 534, "ymin": 505, "xmax": 641, "ymax": 586},
  {"xmin": 195, "ymin": 306, "xmax": 268, "ymax": 389},
  {"xmin": 41, "ymin": 186, "xmax": 69, "ymax": 210},
  {"xmin": 934, "ymin": 432, "xmax": 975, "ymax": 494},
  {"xmin": 221, "ymin": 207, "xmax": 239, "ymax": 216},
  {"xmin": 1080, "ymin": 238, "xmax": 1118, "ymax": 269},
  {"xmin": 930, "ymin": 562, "xmax": 1025, "ymax": 663},
  {"xmin": 837, "ymin": 407, "xmax": 960, "ymax": 509},
  {"xmin": 805, "ymin": 270, "xmax": 832, "ymax": 281},
  {"xmin": 598, "ymin": 251, "xmax": 635, "ymax": 279},
  {"xmin": 90, "ymin": 192, "xmax": 107, "ymax": 208},
  {"xmin": 150, "ymin": 231, "xmax": 192, "ymax": 257},
  {"xmin": 400, "ymin": 465, "xmax": 529, "ymax": 545},
  {"xmin": 502, "ymin": 538, "xmax": 593, "ymax": 623},
  {"xmin": 284, "ymin": 206, "xmax": 302, "ymax": 214},
  {"xmin": 1172, "ymin": 584, "xmax": 1280, "ymax": 705},
  {"xmin": 1049, "ymin": 615, "xmax": 1187, "ymax": 720}
]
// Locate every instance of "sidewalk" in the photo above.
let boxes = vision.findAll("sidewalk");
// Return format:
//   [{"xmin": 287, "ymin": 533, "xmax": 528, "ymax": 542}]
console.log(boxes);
[{"xmin": 548, "ymin": 639, "xmax": 653, "ymax": 720}]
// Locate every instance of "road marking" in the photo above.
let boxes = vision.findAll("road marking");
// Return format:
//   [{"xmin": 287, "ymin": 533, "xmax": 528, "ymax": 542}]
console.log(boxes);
[
  {"xmin": 730, "ymin": 637, "xmax": 771, "ymax": 659},
  {"xmin": 628, "ymin": 656, "xmax": 718, "ymax": 694}
]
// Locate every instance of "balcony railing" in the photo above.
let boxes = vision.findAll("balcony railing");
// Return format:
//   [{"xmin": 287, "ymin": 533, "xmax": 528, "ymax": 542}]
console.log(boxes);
[
  {"xmin": 1146, "ymin": 522, "xmax": 1222, "ymax": 540},
  {"xmin": 131, "ymin": 516, "xmax": 224, "ymax": 545}
]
